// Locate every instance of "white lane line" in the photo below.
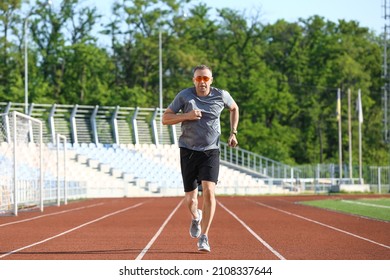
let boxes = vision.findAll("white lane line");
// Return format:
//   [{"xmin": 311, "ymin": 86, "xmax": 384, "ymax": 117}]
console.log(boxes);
[
  {"xmin": 217, "ymin": 200, "xmax": 286, "ymax": 260},
  {"xmin": 341, "ymin": 200, "xmax": 390, "ymax": 209},
  {"xmin": 0, "ymin": 202, "xmax": 146, "ymax": 259},
  {"xmin": 135, "ymin": 199, "xmax": 184, "ymax": 260},
  {"xmin": 0, "ymin": 203, "xmax": 105, "ymax": 227},
  {"xmin": 254, "ymin": 200, "xmax": 390, "ymax": 250}
]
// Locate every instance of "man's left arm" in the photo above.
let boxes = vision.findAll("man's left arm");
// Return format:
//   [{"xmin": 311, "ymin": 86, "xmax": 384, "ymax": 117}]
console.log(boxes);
[{"xmin": 228, "ymin": 101, "xmax": 239, "ymax": 147}]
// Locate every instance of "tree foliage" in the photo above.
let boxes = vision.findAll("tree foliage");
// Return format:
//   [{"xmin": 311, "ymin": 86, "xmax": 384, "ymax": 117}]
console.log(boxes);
[{"xmin": 0, "ymin": 0, "xmax": 386, "ymax": 165}]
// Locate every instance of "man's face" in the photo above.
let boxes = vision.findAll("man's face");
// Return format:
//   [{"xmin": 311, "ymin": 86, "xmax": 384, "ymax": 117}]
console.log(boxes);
[{"xmin": 193, "ymin": 69, "xmax": 213, "ymax": 96}]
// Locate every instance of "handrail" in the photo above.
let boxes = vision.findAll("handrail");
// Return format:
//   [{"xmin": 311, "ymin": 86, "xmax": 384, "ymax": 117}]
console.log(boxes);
[{"xmin": 220, "ymin": 142, "xmax": 297, "ymax": 180}]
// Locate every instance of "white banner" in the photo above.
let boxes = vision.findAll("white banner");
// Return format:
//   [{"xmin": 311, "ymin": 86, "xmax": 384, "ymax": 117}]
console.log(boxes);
[{"xmin": 1, "ymin": 260, "xmax": 388, "ymax": 280}]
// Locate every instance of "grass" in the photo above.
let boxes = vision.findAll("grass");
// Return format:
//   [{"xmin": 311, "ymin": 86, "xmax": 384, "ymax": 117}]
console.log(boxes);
[{"xmin": 300, "ymin": 197, "xmax": 390, "ymax": 222}]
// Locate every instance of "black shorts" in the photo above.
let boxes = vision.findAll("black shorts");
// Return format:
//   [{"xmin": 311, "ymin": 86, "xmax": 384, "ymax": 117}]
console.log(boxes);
[{"xmin": 180, "ymin": 148, "xmax": 220, "ymax": 192}]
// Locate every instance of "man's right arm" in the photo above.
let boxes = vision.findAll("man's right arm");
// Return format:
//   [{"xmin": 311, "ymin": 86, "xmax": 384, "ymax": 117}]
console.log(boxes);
[{"xmin": 162, "ymin": 108, "xmax": 202, "ymax": 125}]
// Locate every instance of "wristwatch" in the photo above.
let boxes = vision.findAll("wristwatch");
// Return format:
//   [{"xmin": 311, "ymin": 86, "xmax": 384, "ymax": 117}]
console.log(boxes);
[{"xmin": 230, "ymin": 130, "xmax": 237, "ymax": 136}]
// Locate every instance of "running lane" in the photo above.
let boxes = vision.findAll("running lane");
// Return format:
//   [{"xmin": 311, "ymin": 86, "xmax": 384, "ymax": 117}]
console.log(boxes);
[
  {"xmin": 216, "ymin": 196, "xmax": 390, "ymax": 260},
  {"xmin": 0, "ymin": 197, "xmax": 183, "ymax": 260},
  {"xmin": 140, "ymin": 196, "xmax": 283, "ymax": 260}
]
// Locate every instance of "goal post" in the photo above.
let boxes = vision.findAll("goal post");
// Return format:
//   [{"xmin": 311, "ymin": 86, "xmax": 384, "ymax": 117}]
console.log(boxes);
[
  {"xmin": 0, "ymin": 113, "xmax": 11, "ymax": 213},
  {"xmin": 0, "ymin": 111, "xmax": 43, "ymax": 216},
  {"xmin": 56, "ymin": 133, "xmax": 67, "ymax": 206},
  {"xmin": 13, "ymin": 111, "xmax": 43, "ymax": 216},
  {"xmin": 1, "ymin": 111, "xmax": 87, "ymax": 215}
]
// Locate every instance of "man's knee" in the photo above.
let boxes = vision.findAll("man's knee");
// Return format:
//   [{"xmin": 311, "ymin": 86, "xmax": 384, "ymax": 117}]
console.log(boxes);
[
  {"xmin": 185, "ymin": 190, "xmax": 198, "ymax": 202},
  {"xmin": 201, "ymin": 182, "xmax": 216, "ymax": 198}
]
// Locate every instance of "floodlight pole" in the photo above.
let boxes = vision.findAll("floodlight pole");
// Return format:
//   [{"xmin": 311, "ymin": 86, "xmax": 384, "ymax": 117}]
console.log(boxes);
[
  {"xmin": 24, "ymin": 18, "xmax": 29, "ymax": 114},
  {"xmin": 24, "ymin": 0, "xmax": 52, "ymax": 115}
]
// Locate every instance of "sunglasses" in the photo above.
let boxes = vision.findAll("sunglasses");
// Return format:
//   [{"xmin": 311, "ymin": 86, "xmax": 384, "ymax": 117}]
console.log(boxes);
[{"xmin": 194, "ymin": 76, "xmax": 211, "ymax": 82}]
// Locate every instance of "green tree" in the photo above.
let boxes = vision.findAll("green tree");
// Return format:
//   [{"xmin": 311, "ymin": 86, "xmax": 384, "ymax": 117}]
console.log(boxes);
[
  {"xmin": 0, "ymin": 0, "xmax": 24, "ymax": 103},
  {"xmin": 0, "ymin": 0, "xmax": 386, "ymax": 166}
]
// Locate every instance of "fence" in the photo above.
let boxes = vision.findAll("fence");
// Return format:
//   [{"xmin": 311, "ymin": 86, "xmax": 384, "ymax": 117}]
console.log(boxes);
[{"xmin": 369, "ymin": 166, "xmax": 390, "ymax": 193}]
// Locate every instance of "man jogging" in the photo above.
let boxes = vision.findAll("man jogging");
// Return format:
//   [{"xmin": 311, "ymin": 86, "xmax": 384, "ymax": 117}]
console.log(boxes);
[{"xmin": 162, "ymin": 64, "xmax": 239, "ymax": 252}]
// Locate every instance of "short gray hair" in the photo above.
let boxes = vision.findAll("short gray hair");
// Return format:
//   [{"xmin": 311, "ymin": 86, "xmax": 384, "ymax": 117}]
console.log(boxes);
[{"xmin": 193, "ymin": 65, "xmax": 212, "ymax": 75}]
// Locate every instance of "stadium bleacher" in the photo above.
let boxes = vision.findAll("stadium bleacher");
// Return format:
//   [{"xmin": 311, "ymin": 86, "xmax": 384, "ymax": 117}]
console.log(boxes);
[{"xmin": 0, "ymin": 102, "xmax": 297, "ymax": 198}]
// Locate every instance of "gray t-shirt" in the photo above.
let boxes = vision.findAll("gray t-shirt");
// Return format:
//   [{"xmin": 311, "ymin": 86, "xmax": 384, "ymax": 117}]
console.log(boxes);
[{"xmin": 168, "ymin": 87, "xmax": 235, "ymax": 151}]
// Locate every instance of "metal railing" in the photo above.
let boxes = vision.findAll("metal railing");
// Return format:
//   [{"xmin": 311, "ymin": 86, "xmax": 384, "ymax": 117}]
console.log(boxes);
[{"xmin": 220, "ymin": 142, "xmax": 296, "ymax": 179}]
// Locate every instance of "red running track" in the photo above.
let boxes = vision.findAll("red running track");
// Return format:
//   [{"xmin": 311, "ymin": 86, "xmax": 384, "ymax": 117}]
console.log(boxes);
[{"xmin": 0, "ymin": 195, "xmax": 389, "ymax": 260}]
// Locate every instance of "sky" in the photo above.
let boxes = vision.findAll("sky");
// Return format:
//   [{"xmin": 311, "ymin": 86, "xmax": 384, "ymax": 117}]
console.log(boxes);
[
  {"xmin": 203, "ymin": 0, "xmax": 384, "ymax": 34},
  {"xmin": 89, "ymin": 0, "xmax": 384, "ymax": 35},
  {"xmin": 27, "ymin": 0, "xmax": 382, "ymax": 48}
]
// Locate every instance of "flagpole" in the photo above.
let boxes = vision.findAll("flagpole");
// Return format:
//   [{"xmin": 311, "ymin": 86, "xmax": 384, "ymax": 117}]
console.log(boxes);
[
  {"xmin": 358, "ymin": 89, "xmax": 363, "ymax": 183},
  {"xmin": 348, "ymin": 88, "xmax": 352, "ymax": 180},
  {"xmin": 337, "ymin": 88, "xmax": 342, "ymax": 182},
  {"xmin": 159, "ymin": 29, "xmax": 163, "ymax": 145}
]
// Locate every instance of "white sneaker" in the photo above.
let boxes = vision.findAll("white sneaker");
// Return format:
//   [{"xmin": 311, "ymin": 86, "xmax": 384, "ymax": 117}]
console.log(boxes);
[
  {"xmin": 189, "ymin": 209, "xmax": 202, "ymax": 238},
  {"xmin": 197, "ymin": 234, "xmax": 210, "ymax": 252}
]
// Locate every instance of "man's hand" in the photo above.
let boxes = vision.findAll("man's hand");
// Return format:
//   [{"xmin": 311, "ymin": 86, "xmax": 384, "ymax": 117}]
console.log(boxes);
[
  {"xmin": 228, "ymin": 134, "xmax": 238, "ymax": 147},
  {"xmin": 187, "ymin": 109, "xmax": 202, "ymax": 120},
  {"xmin": 162, "ymin": 108, "xmax": 202, "ymax": 125}
]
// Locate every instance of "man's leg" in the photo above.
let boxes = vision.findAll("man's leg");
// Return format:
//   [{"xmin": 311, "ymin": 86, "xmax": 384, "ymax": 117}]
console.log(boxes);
[
  {"xmin": 186, "ymin": 187, "xmax": 202, "ymax": 238},
  {"xmin": 185, "ymin": 188, "xmax": 199, "ymax": 219},
  {"xmin": 197, "ymin": 180, "xmax": 215, "ymax": 252},
  {"xmin": 200, "ymin": 180, "xmax": 216, "ymax": 236}
]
